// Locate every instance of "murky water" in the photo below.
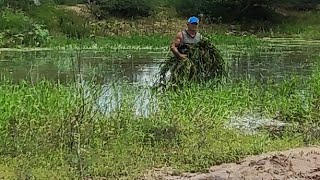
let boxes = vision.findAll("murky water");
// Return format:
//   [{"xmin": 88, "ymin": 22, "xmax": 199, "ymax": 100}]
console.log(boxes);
[{"xmin": 1, "ymin": 38, "xmax": 319, "ymax": 117}]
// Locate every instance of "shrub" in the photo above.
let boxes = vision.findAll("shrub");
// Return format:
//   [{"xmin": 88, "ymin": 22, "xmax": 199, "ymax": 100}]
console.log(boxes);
[
  {"xmin": 0, "ymin": 0, "xmax": 5, "ymax": 9},
  {"xmin": 1, "ymin": 0, "xmax": 35, "ymax": 10},
  {"xmin": 0, "ymin": 9, "xmax": 33, "ymax": 32},
  {"xmin": 97, "ymin": 0, "xmax": 154, "ymax": 18},
  {"xmin": 27, "ymin": 5, "xmax": 91, "ymax": 38},
  {"xmin": 175, "ymin": 0, "xmax": 279, "ymax": 23},
  {"xmin": 0, "ymin": 9, "xmax": 50, "ymax": 47},
  {"xmin": 57, "ymin": 10, "xmax": 91, "ymax": 38},
  {"xmin": 54, "ymin": 0, "xmax": 84, "ymax": 5}
]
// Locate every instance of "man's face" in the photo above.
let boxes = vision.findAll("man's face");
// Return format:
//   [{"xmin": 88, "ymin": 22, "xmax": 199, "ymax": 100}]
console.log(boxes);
[{"xmin": 187, "ymin": 22, "xmax": 198, "ymax": 31}]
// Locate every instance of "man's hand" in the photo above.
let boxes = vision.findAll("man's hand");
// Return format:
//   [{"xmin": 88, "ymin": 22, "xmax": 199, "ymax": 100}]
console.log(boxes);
[{"xmin": 179, "ymin": 54, "xmax": 187, "ymax": 60}]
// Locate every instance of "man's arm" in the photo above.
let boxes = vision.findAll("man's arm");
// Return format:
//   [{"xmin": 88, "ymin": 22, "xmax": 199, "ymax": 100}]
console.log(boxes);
[{"xmin": 170, "ymin": 32, "xmax": 186, "ymax": 60}]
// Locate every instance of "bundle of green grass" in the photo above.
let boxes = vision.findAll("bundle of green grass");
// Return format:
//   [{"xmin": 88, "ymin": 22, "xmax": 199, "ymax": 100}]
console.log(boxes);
[{"xmin": 158, "ymin": 39, "xmax": 226, "ymax": 88}]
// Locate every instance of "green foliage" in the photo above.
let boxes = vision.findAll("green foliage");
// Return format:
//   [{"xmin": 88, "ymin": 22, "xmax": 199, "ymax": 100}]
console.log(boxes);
[
  {"xmin": 270, "ymin": 11, "xmax": 320, "ymax": 39},
  {"xmin": 58, "ymin": 10, "xmax": 90, "ymax": 38},
  {"xmin": 54, "ymin": 0, "xmax": 84, "ymax": 5},
  {"xmin": 175, "ymin": 0, "xmax": 319, "ymax": 23},
  {"xmin": 0, "ymin": 25, "xmax": 50, "ymax": 47},
  {"xmin": 175, "ymin": 0, "xmax": 280, "ymax": 22},
  {"xmin": 0, "ymin": 9, "xmax": 50, "ymax": 47},
  {"xmin": 97, "ymin": 0, "xmax": 154, "ymax": 18},
  {"xmin": 281, "ymin": 0, "xmax": 320, "ymax": 4},
  {"xmin": 175, "ymin": 0, "xmax": 203, "ymax": 18},
  {"xmin": 28, "ymin": 5, "xmax": 91, "ymax": 38},
  {"xmin": 0, "ymin": 0, "xmax": 5, "ymax": 9},
  {"xmin": 152, "ymin": 0, "xmax": 176, "ymax": 7},
  {"xmin": 0, "ymin": 0, "xmax": 85, "ymax": 9},
  {"xmin": 0, "ymin": 9, "xmax": 33, "ymax": 32},
  {"xmin": 0, "ymin": 33, "xmax": 4, "ymax": 47},
  {"xmin": 1, "ymin": 0, "xmax": 37, "ymax": 10},
  {"xmin": 279, "ymin": 0, "xmax": 320, "ymax": 11}
]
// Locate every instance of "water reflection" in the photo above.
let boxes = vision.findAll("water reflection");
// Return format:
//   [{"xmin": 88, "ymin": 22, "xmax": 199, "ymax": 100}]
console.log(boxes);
[
  {"xmin": 97, "ymin": 84, "xmax": 123, "ymax": 115},
  {"xmin": 1, "ymin": 46, "xmax": 317, "ymax": 85},
  {"xmin": 228, "ymin": 45, "xmax": 317, "ymax": 82},
  {"xmin": 134, "ymin": 87, "xmax": 158, "ymax": 117},
  {"xmin": 95, "ymin": 83, "xmax": 158, "ymax": 117},
  {"xmin": 0, "ymin": 39, "xmax": 319, "ymax": 117}
]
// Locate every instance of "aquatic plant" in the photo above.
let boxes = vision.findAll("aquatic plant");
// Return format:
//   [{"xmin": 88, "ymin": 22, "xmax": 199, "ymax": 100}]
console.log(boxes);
[{"xmin": 158, "ymin": 39, "xmax": 226, "ymax": 88}]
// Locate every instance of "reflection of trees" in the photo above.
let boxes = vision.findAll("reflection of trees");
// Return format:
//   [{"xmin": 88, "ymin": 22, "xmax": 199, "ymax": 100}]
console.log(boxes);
[
  {"xmin": 229, "ymin": 46, "xmax": 315, "ymax": 82},
  {"xmin": 79, "ymin": 57, "xmax": 159, "ymax": 85},
  {"xmin": 0, "ymin": 51, "xmax": 78, "ymax": 83},
  {"xmin": 1, "ymin": 44, "xmax": 317, "ymax": 85},
  {"xmin": 116, "ymin": 60, "xmax": 158, "ymax": 84},
  {"xmin": 96, "ymin": 83, "xmax": 158, "ymax": 117},
  {"xmin": 0, "ymin": 50, "xmax": 161, "ymax": 85}
]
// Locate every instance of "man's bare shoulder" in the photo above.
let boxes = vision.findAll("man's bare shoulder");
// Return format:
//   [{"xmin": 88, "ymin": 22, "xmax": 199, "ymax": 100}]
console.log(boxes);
[
  {"xmin": 171, "ymin": 31, "xmax": 183, "ymax": 44},
  {"xmin": 175, "ymin": 31, "xmax": 183, "ymax": 38}
]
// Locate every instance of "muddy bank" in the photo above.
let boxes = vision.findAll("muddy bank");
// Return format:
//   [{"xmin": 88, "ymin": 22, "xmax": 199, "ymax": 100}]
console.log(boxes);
[{"xmin": 142, "ymin": 146, "xmax": 320, "ymax": 180}]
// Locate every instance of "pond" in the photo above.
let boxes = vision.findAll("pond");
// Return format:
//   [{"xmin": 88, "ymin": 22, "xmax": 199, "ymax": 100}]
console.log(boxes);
[{"xmin": 1, "ymin": 38, "xmax": 319, "ymax": 117}]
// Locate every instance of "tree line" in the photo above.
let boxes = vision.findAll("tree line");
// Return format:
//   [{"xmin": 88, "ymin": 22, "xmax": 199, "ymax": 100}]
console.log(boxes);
[{"xmin": 1, "ymin": 0, "xmax": 319, "ymax": 22}]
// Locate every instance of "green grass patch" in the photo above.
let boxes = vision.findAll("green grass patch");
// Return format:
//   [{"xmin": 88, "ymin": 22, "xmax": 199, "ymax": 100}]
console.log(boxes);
[
  {"xmin": 269, "ymin": 11, "xmax": 320, "ymax": 39},
  {"xmin": 0, "ymin": 65, "xmax": 320, "ymax": 178},
  {"xmin": 45, "ymin": 33, "xmax": 266, "ymax": 51},
  {"xmin": 0, "ymin": 3, "xmax": 319, "ymax": 48}
]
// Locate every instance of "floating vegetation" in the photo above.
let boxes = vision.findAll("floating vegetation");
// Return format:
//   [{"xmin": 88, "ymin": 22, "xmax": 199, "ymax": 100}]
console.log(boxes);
[{"xmin": 158, "ymin": 39, "xmax": 227, "ymax": 88}]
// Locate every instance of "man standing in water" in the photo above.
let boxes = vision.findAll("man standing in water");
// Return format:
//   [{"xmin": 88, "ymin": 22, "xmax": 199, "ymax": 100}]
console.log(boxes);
[{"xmin": 170, "ymin": 16, "xmax": 202, "ymax": 60}]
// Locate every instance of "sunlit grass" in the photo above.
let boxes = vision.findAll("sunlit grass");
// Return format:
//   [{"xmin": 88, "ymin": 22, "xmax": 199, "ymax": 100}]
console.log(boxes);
[
  {"xmin": 45, "ymin": 33, "xmax": 268, "ymax": 51},
  {"xmin": 270, "ymin": 11, "xmax": 320, "ymax": 39},
  {"xmin": 0, "ymin": 65, "xmax": 320, "ymax": 179}
]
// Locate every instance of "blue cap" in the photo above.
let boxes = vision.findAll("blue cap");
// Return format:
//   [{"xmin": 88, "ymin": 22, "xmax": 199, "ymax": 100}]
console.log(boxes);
[{"xmin": 188, "ymin": 16, "xmax": 199, "ymax": 24}]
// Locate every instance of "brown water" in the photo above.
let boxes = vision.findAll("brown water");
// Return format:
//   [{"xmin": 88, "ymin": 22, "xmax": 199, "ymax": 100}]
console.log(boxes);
[{"xmin": 1, "ymin": 38, "xmax": 319, "ymax": 116}]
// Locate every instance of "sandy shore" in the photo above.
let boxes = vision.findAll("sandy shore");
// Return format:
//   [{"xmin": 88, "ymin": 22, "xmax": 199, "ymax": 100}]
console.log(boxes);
[{"xmin": 143, "ymin": 146, "xmax": 320, "ymax": 180}]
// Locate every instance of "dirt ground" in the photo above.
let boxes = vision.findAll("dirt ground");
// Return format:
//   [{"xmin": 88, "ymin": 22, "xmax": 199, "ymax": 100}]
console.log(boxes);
[{"xmin": 142, "ymin": 146, "xmax": 320, "ymax": 180}]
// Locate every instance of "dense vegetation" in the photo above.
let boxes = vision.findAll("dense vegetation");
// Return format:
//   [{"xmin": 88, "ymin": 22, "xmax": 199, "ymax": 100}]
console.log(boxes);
[
  {"xmin": 175, "ymin": 0, "xmax": 320, "ymax": 22},
  {"xmin": 1, "ymin": 57, "xmax": 320, "ymax": 179},
  {"xmin": 0, "ymin": 1, "xmax": 319, "ymax": 179},
  {"xmin": 0, "ymin": 0, "xmax": 319, "ymax": 48}
]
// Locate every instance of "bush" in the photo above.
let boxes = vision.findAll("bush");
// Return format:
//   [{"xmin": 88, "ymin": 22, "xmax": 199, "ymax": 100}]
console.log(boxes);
[
  {"xmin": 175, "ymin": 0, "xmax": 279, "ymax": 23},
  {"xmin": 0, "ymin": 0, "xmax": 5, "ymax": 9},
  {"xmin": 57, "ymin": 10, "xmax": 91, "ymax": 38},
  {"xmin": 0, "ymin": 9, "xmax": 50, "ymax": 47},
  {"xmin": 1, "ymin": 0, "xmax": 36, "ymax": 10},
  {"xmin": 279, "ymin": 0, "xmax": 320, "ymax": 11},
  {"xmin": 27, "ymin": 5, "xmax": 91, "ymax": 38},
  {"xmin": 0, "ymin": 9, "xmax": 33, "ymax": 32},
  {"xmin": 175, "ymin": 0, "xmax": 204, "ymax": 19},
  {"xmin": 54, "ymin": 0, "xmax": 84, "ymax": 5},
  {"xmin": 97, "ymin": 0, "xmax": 154, "ymax": 18}
]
